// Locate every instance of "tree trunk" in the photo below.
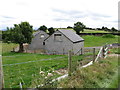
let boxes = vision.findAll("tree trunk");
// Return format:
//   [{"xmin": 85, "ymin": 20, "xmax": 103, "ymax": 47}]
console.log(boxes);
[
  {"xmin": 76, "ymin": 31, "xmax": 80, "ymax": 35},
  {"xmin": 19, "ymin": 43, "xmax": 24, "ymax": 52}
]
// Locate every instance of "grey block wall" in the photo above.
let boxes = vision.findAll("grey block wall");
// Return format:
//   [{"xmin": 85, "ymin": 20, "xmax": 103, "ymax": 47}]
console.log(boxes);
[
  {"xmin": 45, "ymin": 31, "xmax": 84, "ymax": 55},
  {"xmin": 73, "ymin": 41, "xmax": 84, "ymax": 55},
  {"xmin": 28, "ymin": 31, "xmax": 49, "ymax": 50}
]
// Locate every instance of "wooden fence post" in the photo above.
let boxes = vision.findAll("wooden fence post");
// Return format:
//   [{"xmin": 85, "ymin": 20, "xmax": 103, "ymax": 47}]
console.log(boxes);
[
  {"xmin": 0, "ymin": 55, "xmax": 4, "ymax": 89},
  {"xmin": 102, "ymin": 46, "xmax": 105, "ymax": 58},
  {"xmin": 68, "ymin": 50, "xmax": 72, "ymax": 76},
  {"xmin": 93, "ymin": 48, "xmax": 96, "ymax": 63}
]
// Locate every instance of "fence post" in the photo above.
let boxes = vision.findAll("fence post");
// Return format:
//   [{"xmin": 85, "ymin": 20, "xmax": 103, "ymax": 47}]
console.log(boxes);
[
  {"xmin": 0, "ymin": 55, "xmax": 4, "ymax": 89},
  {"xmin": 102, "ymin": 46, "xmax": 105, "ymax": 59},
  {"xmin": 68, "ymin": 50, "xmax": 72, "ymax": 76},
  {"xmin": 93, "ymin": 48, "xmax": 96, "ymax": 63}
]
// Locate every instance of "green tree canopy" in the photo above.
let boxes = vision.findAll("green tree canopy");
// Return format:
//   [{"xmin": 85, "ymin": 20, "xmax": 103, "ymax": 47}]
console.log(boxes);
[
  {"xmin": 67, "ymin": 26, "xmax": 73, "ymax": 29},
  {"xmin": 111, "ymin": 27, "xmax": 117, "ymax": 32},
  {"xmin": 38, "ymin": 25, "xmax": 47, "ymax": 32},
  {"xmin": 73, "ymin": 22, "xmax": 86, "ymax": 34},
  {"xmin": 48, "ymin": 27, "xmax": 55, "ymax": 35},
  {"xmin": 4, "ymin": 22, "xmax": 33, "ymax": 52}
]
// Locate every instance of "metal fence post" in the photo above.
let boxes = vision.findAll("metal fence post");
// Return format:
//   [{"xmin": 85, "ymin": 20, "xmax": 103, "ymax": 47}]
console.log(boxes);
[
  {"xmin": 68, "ymin": 50, "xmax": 72, "ymax": 76},
  {"xmin": 0, "ymin": 55, "xmax": 4, "ymax": 89}
]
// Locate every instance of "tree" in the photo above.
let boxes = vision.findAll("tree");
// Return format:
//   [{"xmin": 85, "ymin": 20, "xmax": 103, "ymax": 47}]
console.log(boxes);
[
  {"xmin": 102, "ymin": 26, "xmax": 105, "ymax": 30},
  {"xmin": 111, "ymin": 27, "xmax": 117, "ymax": 32},
  {"xmin": 4, "ymin": 22, "xmax": 33, "ymax": 52},
  {"xmin": 73, "ymin": 22, "xmax": 86, "ymax": 34},
  {"xmin": 67, "ymin": 26, "xmax": 73, "ymax": 29},
  {"xmin": 102, "ymin": 26, "xmax": 109, "ymax": 31},
  {"xmin": 38, "ymin": 25, "xmax": 47, "ymax": 32},
  {"xmin": 48, "ymin": 27, "xmax": 55, "ymax": 35}
]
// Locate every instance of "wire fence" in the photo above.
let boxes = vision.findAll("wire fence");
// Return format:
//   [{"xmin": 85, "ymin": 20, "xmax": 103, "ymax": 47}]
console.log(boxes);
[
  {"xmin": 67, "ymin": 47, "xmax": 101, "ymax": 76},
  {"xmin": 2, "ymin": 45, "xmax": 111, "ymax": 88}
]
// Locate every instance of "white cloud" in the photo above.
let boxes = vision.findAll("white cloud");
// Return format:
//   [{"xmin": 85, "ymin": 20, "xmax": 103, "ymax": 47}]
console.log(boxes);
[{"xmin": 0, "ymin": 0, "xmax": 119, "ymax": 30}]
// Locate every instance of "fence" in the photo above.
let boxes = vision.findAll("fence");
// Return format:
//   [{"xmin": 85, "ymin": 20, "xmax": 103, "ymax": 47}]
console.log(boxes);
[
  {"xmin": 2, "ymin": 44, "xmax": 111, "ymax": 88},
  {"xmin": 68, "ymin": 45, "xmax": 110, "ymax": 76}
]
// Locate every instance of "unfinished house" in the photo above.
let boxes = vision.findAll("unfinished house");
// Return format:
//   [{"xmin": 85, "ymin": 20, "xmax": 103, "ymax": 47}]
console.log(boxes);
[{"xmin": 44, "ymin": 29, "xmax": 84, "ymax": 55}]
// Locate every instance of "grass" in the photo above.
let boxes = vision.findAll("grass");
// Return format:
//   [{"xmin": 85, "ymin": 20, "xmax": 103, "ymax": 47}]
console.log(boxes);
[
  {"xmin": 1, "ymin": 42, "xmax": 84, "ymax": 88},
  {"xmin": 82, "ymin": 35, "xmax": 119, "ymax": 47},
  {"xmin": 2, "ymin": 43, "xmax": 18, "ymax": 55},
  {"xmin": 109, "ymin": 47, "xmax": 120, "ymax": 54},
  {"xmin": 3, "ymin": 52, "xmax": 83, "ymax": 88},
  {"xmin": 58, "ymin": 53, "xmax": 119, "ymax": 88}
]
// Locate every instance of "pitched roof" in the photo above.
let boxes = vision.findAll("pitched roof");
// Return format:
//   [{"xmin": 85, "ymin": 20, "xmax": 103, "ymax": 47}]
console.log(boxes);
[
  {"xmin": 33, "ymin": 30, "xmax": 48, "ymax": 36},
  {"xmin": 58, "ymin": 30, "xmax": 84, "ymax": 43},
  {"xmin": 44, "ymin": 29, "xmax": 84, "ymax": 43}
]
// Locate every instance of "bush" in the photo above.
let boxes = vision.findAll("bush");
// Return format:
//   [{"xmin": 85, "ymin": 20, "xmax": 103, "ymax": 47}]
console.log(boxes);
[{"xmin": 102, "ymin": 34, "xmax": 115, "ymax": 38}]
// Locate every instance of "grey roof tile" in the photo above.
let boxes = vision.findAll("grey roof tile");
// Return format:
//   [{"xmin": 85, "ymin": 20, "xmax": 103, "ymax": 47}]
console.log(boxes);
[
  {"xmin": 33, "ymin": 30, "xmax": 48, "ymax": 36},
  {"xmin": 59, "ymin": 29, "xmax": 84, "ymax": 42}
]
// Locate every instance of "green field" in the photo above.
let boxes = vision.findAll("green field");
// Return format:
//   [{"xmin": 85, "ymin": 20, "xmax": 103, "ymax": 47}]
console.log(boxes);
[
  {"xmin": 3, "ymin": 52, "xmax": 83, "ymax": 88},
  {"xmin": 82, "ymin": 29, "xmax": 110, "ymax": 33},
  {"xmin": 82, "ymin": 35, "xmax": 119, "ymax": 47},
  {"xmin": 58, "ymin": 28, "xmax": 111, "ymax": 33},
  {"xmin": 2, "ymin": 43, "xmax": 18, "ymax": 55}
]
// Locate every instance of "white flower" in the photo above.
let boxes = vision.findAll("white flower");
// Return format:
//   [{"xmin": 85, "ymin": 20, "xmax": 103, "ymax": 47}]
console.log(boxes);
[
  {"xmin": 41, "ymin": 84, "xmax": 44, "ymax": 87},
  {"xmin": 52, "ymin": 71, "xmax": 55, "ymax": 73},
  {"xmin": 47, "ymin": 73, "xmax": 53, "ymax": 77},
  {"xmin": 39, "ymin": 71, "xmax": 45, "ymax": 74},
  {"xmin": 45, "ymin": 76, "xmax": 48, "ymax": 79}
]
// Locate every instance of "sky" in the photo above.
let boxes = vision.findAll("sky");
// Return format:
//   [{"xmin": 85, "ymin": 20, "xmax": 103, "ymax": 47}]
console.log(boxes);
[{"xmin": 0, "ymin": 0, "xmax": 119, "ymax": 30}]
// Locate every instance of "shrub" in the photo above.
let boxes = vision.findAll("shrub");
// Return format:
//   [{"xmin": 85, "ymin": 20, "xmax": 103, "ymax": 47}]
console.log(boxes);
[{"xmin": 102, "ymin": 34, "xmax": 115, "ymax": 38}]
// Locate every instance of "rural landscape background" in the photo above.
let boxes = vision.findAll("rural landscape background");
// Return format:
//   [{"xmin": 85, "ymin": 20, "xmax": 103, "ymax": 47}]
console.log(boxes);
[
  {"xmin": 0, "ymin": 0, "xmax": 119, "ymax": 89},
  {"xmin": 1, "ymin": 25, "xmax": 119, "ymax": 88}
]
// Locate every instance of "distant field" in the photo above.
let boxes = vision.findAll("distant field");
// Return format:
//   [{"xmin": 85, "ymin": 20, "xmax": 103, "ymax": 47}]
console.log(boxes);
[
  {"xmin": 82, "ymin": 35, "xmax": 119, "ymax": 47},
  {"xmin": 58, "ymin": 28, "xmax": 110, "ymax": 33},
  {"xmin": 2, "ymin": 43, "xmax": 18, "ymax": 55},
  {"xmin": 82, "ymin": 29, "xmax": 110, "ymax": 33}
]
